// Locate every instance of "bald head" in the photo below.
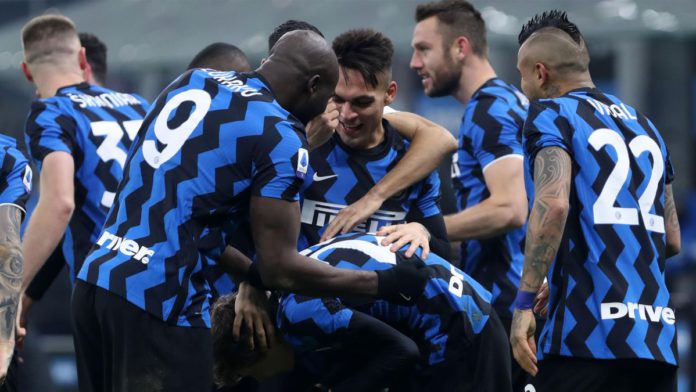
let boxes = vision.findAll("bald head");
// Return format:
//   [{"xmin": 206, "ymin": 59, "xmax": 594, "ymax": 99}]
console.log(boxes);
[
  {"xmin": 22, "ymin": 15, "xmax": 80, "ymax": 66},
  {"xmin": 259, "ymin": 30, "xmax": 338, "ymax": 124}
]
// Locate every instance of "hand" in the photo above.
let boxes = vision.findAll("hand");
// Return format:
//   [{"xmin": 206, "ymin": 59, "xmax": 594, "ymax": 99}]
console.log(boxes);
[
  {"xmin": 510, "ymin": 309, "xmax": 538, "ymax": 376},
  {"xmin": 232, "ymin": 282, "xmax": 276, "ymax": 351},
  {"xmin": 15, "ymin": 294, "xmax": 32, "ymax": 351},
  {"xmin": 377, "ymin": 223, "xmax": 430, "ymax": 259},
  {"xmin": 307, "ymin": 100, "xmax": 339, "ymax": 150},
  {"xmin": 533, "ymin": 281, "xmax": 549, "ymax": 318},
  {"xmin": 375, "ymin": 258, "xmax": 428, "ymax": 305},
  {"xmin": 320, "ymin": 193, "xmax": 384, "ymax": 242}
]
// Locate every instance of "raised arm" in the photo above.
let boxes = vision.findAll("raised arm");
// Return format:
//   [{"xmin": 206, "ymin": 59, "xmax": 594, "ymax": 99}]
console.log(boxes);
[
  {"xmin": 321, "ymin": 111, "xmax": 456, "ymax": 241},
  {"xmin": 664, "ymin": 184, "xmax": 680, "ymax": 258},
  {"xmin": 21, "ymin": 152, "xmax": 75, "ymax": 290},
  {"xmin": 444, "ymin": 156, "xmax": 527, "ymax": 240},
  {"xmin": 510, "ymin": 146, "xmax": 571, "ymax": 376},
  {"xmin": 0, "ymin": 205, "xmax": 24, "ymax": 380}
]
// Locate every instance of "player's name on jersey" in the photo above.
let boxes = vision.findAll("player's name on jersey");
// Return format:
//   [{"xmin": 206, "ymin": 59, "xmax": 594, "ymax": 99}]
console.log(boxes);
[
  {"xmin": 301, "ymin": 199, "xmax": 406, "ymax": 232},
  {"xmin": 585, "ymin": 97, "xmax": 638, "ymax": 121},
  {"xmin": 206, "ymin": 70, "xmax": 262, "ymax": 97},
  {"xmin": 600, "ymin": 302, "xmax": 675, "ymax": 325},
  {"xmin": 67, "ymin": 92, "xmax": 142, "ymax": 109}
]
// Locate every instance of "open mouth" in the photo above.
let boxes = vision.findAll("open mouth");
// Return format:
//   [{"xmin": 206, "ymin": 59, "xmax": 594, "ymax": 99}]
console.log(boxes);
[{"xmin": 340, "ymin": 121, "xmax": 363, "ymax": 134}]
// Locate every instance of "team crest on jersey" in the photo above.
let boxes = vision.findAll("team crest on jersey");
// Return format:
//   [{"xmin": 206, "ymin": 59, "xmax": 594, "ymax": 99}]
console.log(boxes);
[
  {"xmin": 296, "ymin": 148, "xmax": 309, "ymax": 179},
  {"xmin": 22, "ymin": 166, "xmax": 32, "ymax": 193}
]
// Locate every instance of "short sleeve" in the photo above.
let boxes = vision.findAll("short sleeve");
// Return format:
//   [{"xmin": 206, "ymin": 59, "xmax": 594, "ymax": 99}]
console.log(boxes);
[
  {"xmin": 462, "ymin": 96, "xmax": 524, "ymax": 173},
  {"xmin": 24, "ymin": 100, "xmax": 77, "ymax": 168},
  {"xmin": 523, "ymin": 100, "xmax": 573, "ymax": 171},
  {"xmin": 0, "ymin": 145, "xmax": 32, "ymax": 215},
  {"xmin": 251, "ymin": 119, "xmax": 308, "ymax": 201},
  {"xmin": 413, "ymin": 170, "xmax": 442, "ymax": 219}
]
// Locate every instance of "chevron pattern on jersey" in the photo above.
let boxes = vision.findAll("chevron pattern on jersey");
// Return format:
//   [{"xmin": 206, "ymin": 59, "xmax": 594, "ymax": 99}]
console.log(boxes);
[
  {"xmin": 298, "ymin": 120, "xmax": 441, "ymax": 251},
  {"xmin": 452, "ymin": 78, "xmax": 528, "ymax": 317},
  {"xmin": 285, "ymin": 233, "xmax": 493, "ymax": 366},
  {"xmin": 0, "ymin": 134, "xmax": 31, "ymax": 212},
  {"xmin": 524, "ymin": 87, "xmax": 677, "ymax": 365},
  {"xmin": 24, "ymin": 82, "xmax": 149, "ymax": 280},
  {"xmin": 79, "ymin": 70, "xmax": 308, "ymax": 327}
]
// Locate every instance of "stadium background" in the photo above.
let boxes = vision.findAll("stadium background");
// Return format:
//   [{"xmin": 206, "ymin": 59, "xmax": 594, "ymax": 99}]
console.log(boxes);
[{"xmin": 0, "ymin": 0, "xmax": 694, "ymax": 390}]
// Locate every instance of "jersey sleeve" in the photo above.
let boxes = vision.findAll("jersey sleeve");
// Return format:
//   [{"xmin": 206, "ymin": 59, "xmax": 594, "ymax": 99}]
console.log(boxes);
[
  {"xmin": 465, "ymin": 96, "xmax": 523, "ymax": 172},
  {"xmin": 251, "ymin": 120, "xmax": 308, "ymax": 202},
  {"xmin": 413, "ymin": 170, "xmax": 441, "ymax": 219},
  {"xmin": 523, "ymin": 100, "xmax": 573, "ymax": 171},
  {"xmin": 24, "ymin": 100, "xmax": 77, "ymax": 169},
  {"xmin": 0, "ymin": 145, "xmax": 32, "ymax": 214}
]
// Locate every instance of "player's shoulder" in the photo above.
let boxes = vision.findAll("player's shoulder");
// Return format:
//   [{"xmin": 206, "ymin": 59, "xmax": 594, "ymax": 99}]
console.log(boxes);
[
  {"xmin": 0, "ymin": 134, "xmax": 28, "ymax": 165},
  {"xmin": 382, "ymin": 118, "xmax": 408, "ymax": 151},
  {"xmin": 476, "ymin": 78, "xmax": 528, "ymax": 106}
]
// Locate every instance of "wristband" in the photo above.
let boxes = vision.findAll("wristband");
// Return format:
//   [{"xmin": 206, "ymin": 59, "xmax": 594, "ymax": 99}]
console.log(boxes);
[
  {"xmin": 514, "ymin": 290, "xmax": 537, "ymax": 310},
  {"xmin": 246, "ymin": 263, "xmax": 265, "ymax": 289}
]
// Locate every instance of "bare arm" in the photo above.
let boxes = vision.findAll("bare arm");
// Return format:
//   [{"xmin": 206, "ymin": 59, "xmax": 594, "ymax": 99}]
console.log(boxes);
[
  {"xmin": 664, "ymin": 184, "xmax": 680, "ymax": 258},
  {"xmin": 0, "ymin": 205, "xmax": 24, "ymax": 379},
  {"xmin": 21, "ymin": 152, "xmax": 75, "ymax": 290},
  {"xmin": 444, "ymin": 156, "xmax": 528, "ymax": 240},
  {"xmin": 510, "ymin": 147, "xmax": 572, "ymax": 376},
  {"xmin": 321, "ymin": 112, "xmax": 456, "ymax": 241},
  {"xmin": 251, "ymin": 196, "xmax": 378, "ymax": 297}
]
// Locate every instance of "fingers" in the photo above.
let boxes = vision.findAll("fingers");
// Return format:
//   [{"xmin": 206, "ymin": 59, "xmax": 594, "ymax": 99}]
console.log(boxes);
[
  {"xmin": 512, "ymin": 336, "xmax": 538, "ymax": 376},
  {"xmin": 261, "ymin": 313, "xmax": 276, "ymax": 350},
  {"xmin": 245, "ymin": 317, "xmax": 255, "ymax": 351},
  {"xmin": 253, "ymin": 314, "xmax": 267, "ymax": 351},
  {"xmin": 419, "ymin": 241, "xmax": 430, "ymax": 260},
  {"xmin": 232, "ymin": 307, "xmax": 243, "ymax": 342}
]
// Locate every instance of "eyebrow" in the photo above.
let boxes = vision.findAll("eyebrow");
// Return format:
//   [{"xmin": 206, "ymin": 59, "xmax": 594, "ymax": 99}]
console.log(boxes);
[{"xmin": 333, "ymin": 94, "xmax": 376, "ymax": 102}]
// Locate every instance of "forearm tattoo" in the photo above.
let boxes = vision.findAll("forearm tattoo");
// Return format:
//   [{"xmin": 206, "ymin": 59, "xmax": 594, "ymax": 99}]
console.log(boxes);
[
  {"xmin": 0, "ymin": 207, "xmax": 23, "ymax": 341},
  {"xmin": 520, "ymin": 147, "xmax": 572, "ymax": 292}
]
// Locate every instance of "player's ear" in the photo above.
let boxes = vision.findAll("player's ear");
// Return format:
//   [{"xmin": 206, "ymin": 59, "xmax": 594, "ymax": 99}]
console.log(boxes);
[
  {"xmin": 307, "ymin": 74, "xmax": 320, "ymax": 95},
  {"xmin": 385, "ymin": 80, "xmax": 397, "ymax": 105},
  {"xmin": 21, "ymin": 62, "xmax": 33, "ymax": 82},
  {"xmin": 260, "ymin": 57, "xmax": 268, "ymax": 66},
  {"xmin": 78, "ymin": 47, "xmax": 88, "ymax": 72},
  {"xmin": 535, "ymin": 62, "xmax": 548, "ymax": 86},
  {"xmin": 453, "ymin": 36, "xmax": 471, "ymax": 61}
]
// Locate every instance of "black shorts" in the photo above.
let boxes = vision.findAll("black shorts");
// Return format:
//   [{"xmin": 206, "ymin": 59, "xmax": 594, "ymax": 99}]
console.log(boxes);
[
  {"xmin": 398, "ymin": 311, "xmax": 512, "ymax": 392},
  {"xmin": 71, "ymin": 281, "xmax": 212, "ymax": 392},
  {"xmin": 528, "ymin": 355, "xmax": 677, "ymax": 392}
]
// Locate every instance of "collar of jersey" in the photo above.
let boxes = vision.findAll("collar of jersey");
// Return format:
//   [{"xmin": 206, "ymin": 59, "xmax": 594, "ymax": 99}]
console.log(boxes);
[
  {"xmin": 470, "ymin": 77, "xmax": 501, "ymax": 101},
  {"xmin": 56, "ymin": 81, "xmax": 91, "ymax": 95}
]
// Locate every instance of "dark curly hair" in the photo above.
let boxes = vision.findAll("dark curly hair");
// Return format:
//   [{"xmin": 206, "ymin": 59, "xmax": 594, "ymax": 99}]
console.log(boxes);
[
  {"xmin": 332, "ymin": 28, "xmax": 393, "ymax": 88},
  {"xmin": 518, "ymin": 10, "xmax": 583, "ymax": 45}
]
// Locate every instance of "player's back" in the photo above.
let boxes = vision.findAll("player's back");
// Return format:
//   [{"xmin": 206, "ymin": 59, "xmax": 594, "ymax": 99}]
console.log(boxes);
[
  {"xmin": 298, "ymin": 233, "xmax": 493, "ymax": 366},
  {"xmin": 24, "ymin": 82, "xmax": 149, "ymax": 278},
  {"xmin": 79, "ymin": 69, "xmax": 308, "ymax": 327},
  {"xmin": 524, "ymin": 87, "xmax": 676, "ymax": 364}
]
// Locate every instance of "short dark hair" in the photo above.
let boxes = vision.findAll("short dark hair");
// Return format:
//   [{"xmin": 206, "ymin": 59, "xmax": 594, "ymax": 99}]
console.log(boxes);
[
  {"xmin": 188, "ymin": 42, "xmax": 251, "ymax": 72},
  {"xmin": 211, "ymin": 294, "xmax": 263, "ymax": 387},
  {"xmin": 415, "ymin": 0, "xmax": 487, "ymax": 57},
  {"xmin": 79, "ymin": 32, "xmax": 107, "ymax": 84},
  {"xmin": 332, "ymin": 29, "xmax": 393, "ymax": 88},
  {"xmin": 518, "ymin": 10, "xmax": 583, "ymax": 46},
  {"xmin": 268, "ymin": 20, "xmax": 323, "ymax": 52}
]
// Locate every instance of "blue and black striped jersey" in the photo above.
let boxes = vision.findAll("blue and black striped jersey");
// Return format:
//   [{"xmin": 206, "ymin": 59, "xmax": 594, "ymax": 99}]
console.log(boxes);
[
  {"xmin": 24, "ymin": 83, "xmax": 149, "ymax": 280},
  {"xmin": 0, "ymin": 134, "xmax": 32, "ymax": 214},
  {"xmin": 451, "ymin": 78, "xmax": 528, "ymax": 317},
  {"xmin": 524, "ymin": 87, "xmax": 676, "ymax": 364},
  {"xmin": 299, "ymin": 120, "xmax": 441, "ymax": 250},
  {"xmin": 78, "ymin": 69, "xmax": 309, "ymax": 328},
  {"xmin": 279, "ymin": 233, "xmax": 493, "ymax": 367}
]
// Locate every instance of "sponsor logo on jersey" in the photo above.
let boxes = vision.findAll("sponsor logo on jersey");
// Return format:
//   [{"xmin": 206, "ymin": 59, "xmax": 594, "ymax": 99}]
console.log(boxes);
[
  {"xmin": 600, "ymin": 302, "xmax": 675, "ymax": 325},
  {"xmin": 96, "ymin": 231, "xmax": 155, "ymax": 264},
  {"xmin": 301, "ymin": 199, "xmax": 406, "ymax": 232},
  {"xmin": 22, "ymin": 165, "xmax": 32, "ymax": 193},
  {"xmin": 312, "ymin": 172, "xmax": 337, "ymax": 182}
]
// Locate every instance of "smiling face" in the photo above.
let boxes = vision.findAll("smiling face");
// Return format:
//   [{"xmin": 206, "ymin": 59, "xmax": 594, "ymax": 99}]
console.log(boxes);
[
  {"xmin": 333, "ymin": 67, "xmax": 396, "ymax": 149},
  {"xmin": 410, "ymin": 16, "xmax": 461, "ymax": 98}
]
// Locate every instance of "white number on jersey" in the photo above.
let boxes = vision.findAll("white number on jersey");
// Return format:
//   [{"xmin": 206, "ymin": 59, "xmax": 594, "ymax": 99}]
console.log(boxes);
[
  {"xmin": 92, "ymin": 119, "xmax": 143, "ymax": 208},
  {"xmin": 143, "ymin": 89, "xmax": 211, "ymax": 169},
  {"xmin": 588, "ymin": 128, "xmax": 665, "ymax": 232}
]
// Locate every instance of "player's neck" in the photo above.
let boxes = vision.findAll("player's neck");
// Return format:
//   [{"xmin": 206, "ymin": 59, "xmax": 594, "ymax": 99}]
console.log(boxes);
[
  {"xmin": 33, "ymin": 69, "xmax": 85, "ymax": 98},
  {"xmin": 454, "ymin": 57, "xmax": 496, "ymax": 106},
  {"xmin": 553, "ymin": 73, "xmax": 595, "ymax": 97}
]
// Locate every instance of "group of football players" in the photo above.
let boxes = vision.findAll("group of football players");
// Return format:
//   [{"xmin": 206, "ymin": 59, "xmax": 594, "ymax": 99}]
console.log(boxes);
[{"xmin": 0, "ymin": 0, "xmax": 681, "ymax": 391}]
